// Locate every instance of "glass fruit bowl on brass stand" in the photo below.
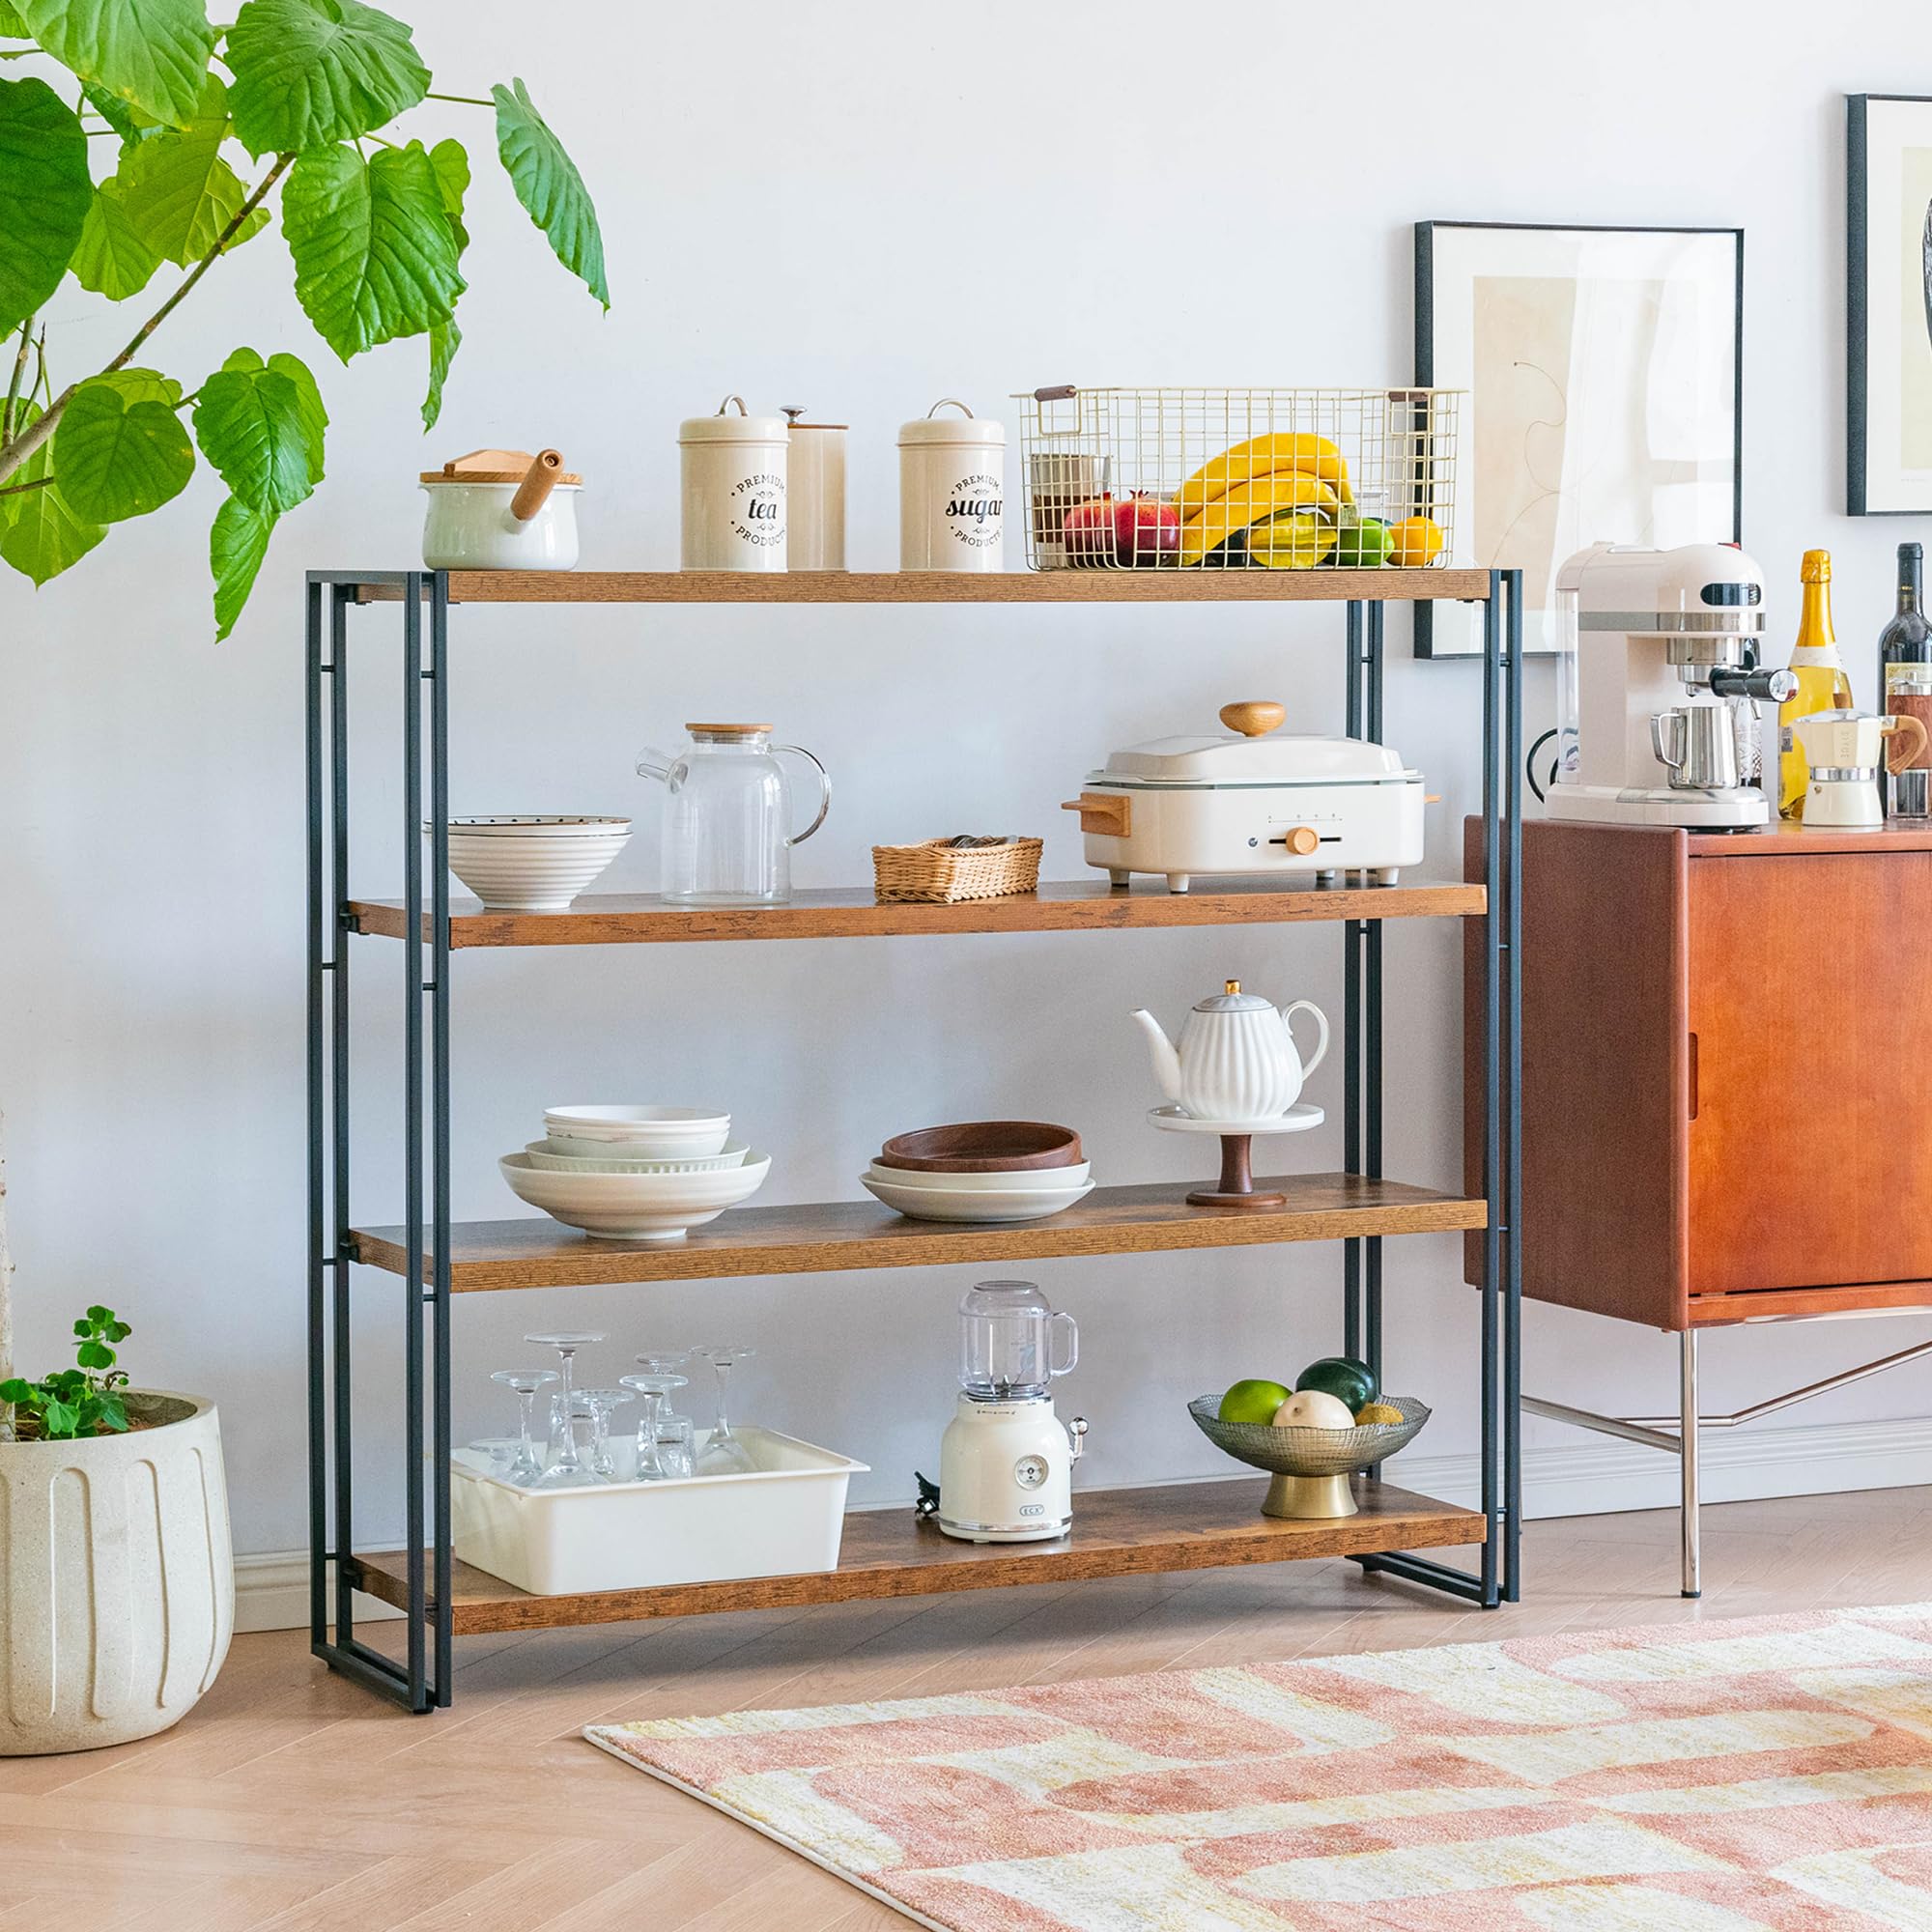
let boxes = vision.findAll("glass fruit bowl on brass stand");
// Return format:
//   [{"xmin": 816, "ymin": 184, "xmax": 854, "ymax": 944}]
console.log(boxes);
[{"xmin": 1186, "ymin": 1394, "xmax": 1430, "ymax": 1519}]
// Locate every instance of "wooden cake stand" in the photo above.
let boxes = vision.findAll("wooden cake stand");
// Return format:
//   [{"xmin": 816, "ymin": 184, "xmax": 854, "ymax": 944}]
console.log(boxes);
[{"xmin": 1148, "ymin": 1103, "xmax": 1324, "ymax": 1208}]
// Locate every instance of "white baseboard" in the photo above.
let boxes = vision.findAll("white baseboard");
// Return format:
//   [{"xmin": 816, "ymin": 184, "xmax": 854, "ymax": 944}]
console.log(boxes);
[
  {"xmin": 234, "ymin": 1553, "xmax": 401, "ymax": 1634},
  {"xmin": 233, "ymin": 1413, "xmax": 1932, "ymax": 1634}
]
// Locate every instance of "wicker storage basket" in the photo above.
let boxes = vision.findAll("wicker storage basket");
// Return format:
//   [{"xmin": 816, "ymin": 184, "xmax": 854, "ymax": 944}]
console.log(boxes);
[{"xmin": 872, "ymin": 837, "xmax": 1043, "ymax": 904}]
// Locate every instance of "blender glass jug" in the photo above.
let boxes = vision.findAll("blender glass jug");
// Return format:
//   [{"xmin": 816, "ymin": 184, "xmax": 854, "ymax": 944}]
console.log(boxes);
[
  {"xmin": 958, "ymin": 1280, "xmax": 1077, "ymax": 1401},
  {"xmin": 636, "ymin": 724, "xmax": 831, "ymax": 906}
]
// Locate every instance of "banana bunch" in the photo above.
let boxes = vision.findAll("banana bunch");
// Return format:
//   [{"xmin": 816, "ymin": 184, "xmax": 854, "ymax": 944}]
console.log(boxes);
[{"xmin": 1176, "ymin": 433, "xmax": 1352, "ymax": 569}]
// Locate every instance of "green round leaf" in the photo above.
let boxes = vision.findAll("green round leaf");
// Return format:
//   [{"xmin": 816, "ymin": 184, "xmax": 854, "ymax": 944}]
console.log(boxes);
[
  {"xmin": 0, "ymin": 76, "xmax": 93, "ymax": 336},
  {"xmin": 19, "ymin": 0, "xmax": 215, "ymax": 130},
  {"xmin": 0, "ymin": 2, "xmax": 29, "ymax": 35},
  {"xmin": 282, "ymin": 141, "xmax": 463, "ymax": 362},
  {"xmin": 211, "ymin": 492, "xmax": 275, "ymax": 639},
  {"xmin": 51, "ymin": 376, "xmax": 195, "ymax": 523},
  {"xmin": 193, "ymin": 359, "xmax": 313, "ymax": 512},
  {"xmin": 492, "ymin": 78, "xmax": 606, "ymax": 310},
  {"xmin": 117, "ymin": 79, "xmax": 267, "ymax": 267},
  {"xmin": 0, "ymin": 402, "xmax": 106, "ymax": 585},
  {"xmin": 70, "ymin": 180, "xmax": 162, "ymax": 298},
  {"xmin": 226, "ymin": 0, "xmax": 429, "ymax": 158}
]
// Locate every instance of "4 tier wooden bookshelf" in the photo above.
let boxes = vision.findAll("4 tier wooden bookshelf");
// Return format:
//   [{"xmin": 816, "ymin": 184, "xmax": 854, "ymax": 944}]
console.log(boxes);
[{"xmin": 305, "ymin": 565, "xmax": 1522, "ymax": 1712}]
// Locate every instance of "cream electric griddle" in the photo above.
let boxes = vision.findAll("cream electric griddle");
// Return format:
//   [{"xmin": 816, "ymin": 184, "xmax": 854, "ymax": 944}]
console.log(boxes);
[{"xmin": 1062, "ymin": 700, "xmax": 1426, "ymax": 895}]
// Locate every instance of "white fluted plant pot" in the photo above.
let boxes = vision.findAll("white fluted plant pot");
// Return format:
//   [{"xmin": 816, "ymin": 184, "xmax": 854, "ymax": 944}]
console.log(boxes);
[{"xmin": 0, "ymin": 1391, "xmax": 233, "ymax": 1754}]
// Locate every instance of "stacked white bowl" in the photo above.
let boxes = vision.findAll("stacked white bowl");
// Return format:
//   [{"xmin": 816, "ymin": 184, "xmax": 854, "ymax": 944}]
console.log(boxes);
[
  {"xmin": 858, "ymin": 1122, "xmax": 1094, "ymax": 1223},
  {"xmin": 440, "ymin": 815, "xmax": 631, "ymax": 912},
  {"xmin": 500, "ymin": 1106, "xmax": 770, "ymax": 1241}
]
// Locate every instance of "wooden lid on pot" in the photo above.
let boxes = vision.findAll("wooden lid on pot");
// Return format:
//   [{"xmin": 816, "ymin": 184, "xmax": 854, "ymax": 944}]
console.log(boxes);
[{"xmin": 419, "ymin": 447, "xmax": 582, "ymax": 484}]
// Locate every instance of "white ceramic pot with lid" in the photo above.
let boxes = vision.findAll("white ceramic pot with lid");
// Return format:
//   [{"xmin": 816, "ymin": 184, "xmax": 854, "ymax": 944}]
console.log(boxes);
[
  {"xmin": 899, "ymin": 399, "xmax": 1005, "ymax": 571},
  {"xmin": 1062, "ymin": 700, "xmax": 1427, "ymax": 893},
  {"xmin": 680, "ymin": 395, "xmax": 788, "ymax": 570},
  {"xmin": 420, "ymin": 448, "xmax": 580, "ymax": 569}
]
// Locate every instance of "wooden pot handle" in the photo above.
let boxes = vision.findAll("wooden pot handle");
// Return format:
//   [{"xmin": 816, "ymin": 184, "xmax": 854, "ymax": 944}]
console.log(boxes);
[
  {"xmin": 1887, "ymin": 712, "xmax": 1930, "ymax": 775},
  {"xmin": 1219, "ymin": 700, "xmax": 1286, "ymax": 737},
  {"xmin": 510, "ymin": 448, "xmax": 563, "ymax": 523}
]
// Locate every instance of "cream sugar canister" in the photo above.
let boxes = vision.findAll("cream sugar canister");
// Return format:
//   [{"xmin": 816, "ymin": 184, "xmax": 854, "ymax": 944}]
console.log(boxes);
[
  {"xmin": 679, "ymin": 395, "xmax": 787, "ymax": 570},
  {"xmin": 781, "ymin": 407, "xmax": 846, "ymax": 570},
  {"xmin": 898, "ymin": 399, "xmax": 1005, "ymax": 571}
]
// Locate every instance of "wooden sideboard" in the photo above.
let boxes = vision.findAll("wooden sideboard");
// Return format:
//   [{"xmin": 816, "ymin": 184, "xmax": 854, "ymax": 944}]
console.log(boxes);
[{"xmin": 1467, "ymin": 818, "xmax": 1932, "ymax": 1330}]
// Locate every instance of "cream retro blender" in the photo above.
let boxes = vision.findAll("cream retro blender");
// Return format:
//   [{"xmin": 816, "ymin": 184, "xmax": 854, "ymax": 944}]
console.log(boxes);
[{"xmin": 936, "ymin": 1280, "xmax": 1086, "ymax": 1543}]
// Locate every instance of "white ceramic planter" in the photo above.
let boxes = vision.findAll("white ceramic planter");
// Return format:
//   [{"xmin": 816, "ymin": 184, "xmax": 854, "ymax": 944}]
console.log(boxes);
[{"xmin": 0, "ymin": 1392, "xmax": 232, "ymax": 1755}]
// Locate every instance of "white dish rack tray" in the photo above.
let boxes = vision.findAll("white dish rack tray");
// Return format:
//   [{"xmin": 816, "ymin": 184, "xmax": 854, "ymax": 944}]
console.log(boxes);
[
  {"xmin": 450, "ymin": 1426, "xmax": 869, "ymax": 1596},
  {"xmin": 1013, "ymin": 384, "xmax": 1461, "ymax": 571}
]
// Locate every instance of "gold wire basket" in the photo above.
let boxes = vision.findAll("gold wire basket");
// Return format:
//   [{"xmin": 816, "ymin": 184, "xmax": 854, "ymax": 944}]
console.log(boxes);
[
  {"xmin": 871, "ymin": 837, "xmax": 1043, "ymax": 904},
  {"xmin": 1187, "ymin": 1393, "xmax": 1431, "ymax": 1519},
  {"xmin": 1013, "ymin": 385, "xmax": 1461, "ymax": 571}
]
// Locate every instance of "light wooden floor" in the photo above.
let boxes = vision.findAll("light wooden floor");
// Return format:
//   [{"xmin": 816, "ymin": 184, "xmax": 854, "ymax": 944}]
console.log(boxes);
[{"xmin": 5, "ymin": 1487, "xmax": 1930, "ymax": 1931}]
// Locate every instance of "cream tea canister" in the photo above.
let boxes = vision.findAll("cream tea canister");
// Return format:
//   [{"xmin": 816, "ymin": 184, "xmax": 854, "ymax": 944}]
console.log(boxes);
[
  {"xmin": 898, "ymin": 399, "xmax": 1005, "ymax": 571},
  {"xmin": 679, "ymin": 395, "xmax": 787, "ymax": 570}
]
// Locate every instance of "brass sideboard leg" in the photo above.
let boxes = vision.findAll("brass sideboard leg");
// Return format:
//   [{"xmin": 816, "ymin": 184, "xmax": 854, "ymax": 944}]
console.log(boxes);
[{"xmin": 1680, "ymin": 1331, "xmax": 1700, "ymax": 1599}]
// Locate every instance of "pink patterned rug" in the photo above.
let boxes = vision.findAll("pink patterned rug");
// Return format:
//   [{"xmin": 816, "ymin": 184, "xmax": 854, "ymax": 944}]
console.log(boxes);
[{"xmin": 585, "ymin": 1602, "xmax": 1932, "ymax": 1930}]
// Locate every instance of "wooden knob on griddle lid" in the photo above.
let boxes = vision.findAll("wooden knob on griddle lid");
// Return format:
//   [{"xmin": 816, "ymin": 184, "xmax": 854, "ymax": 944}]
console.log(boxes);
[{"xmin": 1219, "ymin": 701, "xmax": 1286, "ymax": 737}]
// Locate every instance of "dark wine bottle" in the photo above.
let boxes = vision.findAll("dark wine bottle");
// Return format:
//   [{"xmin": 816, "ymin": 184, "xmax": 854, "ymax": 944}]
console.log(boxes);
[{"xmin": 1881, "ymin": 542, "xmax": 1932, "ymax": 818}]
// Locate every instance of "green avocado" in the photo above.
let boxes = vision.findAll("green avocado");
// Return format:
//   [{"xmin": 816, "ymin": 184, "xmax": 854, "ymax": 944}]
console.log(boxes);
[{"xmin": 1294, "ymin": 1355, "xmax": 1378, "ymax": 1410}]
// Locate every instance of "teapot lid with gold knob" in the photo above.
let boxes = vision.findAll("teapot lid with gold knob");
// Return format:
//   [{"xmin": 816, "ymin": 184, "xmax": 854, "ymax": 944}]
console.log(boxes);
[{"xmin": 1191, "ymin": 978, "xmax": 1275, "ymax": 1013}]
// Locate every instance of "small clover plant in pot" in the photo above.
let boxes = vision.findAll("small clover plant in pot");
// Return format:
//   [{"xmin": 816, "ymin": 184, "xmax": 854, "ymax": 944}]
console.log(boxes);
[{"xmin": 0, "ymin": 1307, "xmax": 239, "ymax": 1754}]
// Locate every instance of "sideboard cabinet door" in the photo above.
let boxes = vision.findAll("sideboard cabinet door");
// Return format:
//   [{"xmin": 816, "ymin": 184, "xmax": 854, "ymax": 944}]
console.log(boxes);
[{"xmin": 1687, "ymin": 848, "xmax": 1932, "ymax": 1297}]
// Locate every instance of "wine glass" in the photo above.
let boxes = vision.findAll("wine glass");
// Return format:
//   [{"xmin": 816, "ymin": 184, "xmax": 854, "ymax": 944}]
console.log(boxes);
[
  {"xmin": 525, "ymin": 1332, "xmax": 605, "ymax": 1490},
  {"xmin": 490, "ymin": 1369, "xmax": 559, "ymax": 1486},
  {"xmin": 577, "ymin": 1388, "xmax": 636, "ymax": 1480},
  {"xmin": 691, "ymin": 1344, "xmax": 756, "ymax": 1474},
  {"xmin": 619, "ymin": 1370, "xmax": 689, "ymax": 1480}
]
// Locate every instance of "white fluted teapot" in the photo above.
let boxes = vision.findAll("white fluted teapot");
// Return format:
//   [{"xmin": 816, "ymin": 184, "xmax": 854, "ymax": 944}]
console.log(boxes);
[{"xmin": 1131, "ymin": 980, "xmax": 1329, "ymax": 1123}]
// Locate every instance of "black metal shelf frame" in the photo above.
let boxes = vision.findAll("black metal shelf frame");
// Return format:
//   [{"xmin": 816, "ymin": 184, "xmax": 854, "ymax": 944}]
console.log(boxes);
[{"xmin": 303, "ymin": 568, "xmax": 1523, "ymax": 1711}]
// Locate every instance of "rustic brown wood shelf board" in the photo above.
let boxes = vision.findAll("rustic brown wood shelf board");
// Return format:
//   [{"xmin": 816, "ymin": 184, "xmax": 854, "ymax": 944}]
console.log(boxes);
[
  {"xmin": 354, "ymin": 567, "xmax": 1491, "ymax": 607},
  {"xmin": 349, "ymin": 876, "xmax": 1487, "ymax": 947},
  {"xmin": 351, "ymin": 1173, "xmax": 1486, "ymax": 1291},
  {"xmin": 345, "ymin": 1476, "xmax": 1483, "ymax": 1634}
]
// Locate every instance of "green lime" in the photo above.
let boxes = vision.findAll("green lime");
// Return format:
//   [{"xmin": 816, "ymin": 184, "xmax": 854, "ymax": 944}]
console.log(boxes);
[
  {"xmin": 1295, "ymin": 1356, "xmax": 1378, "ymax": 1409},
  {"xmin": 1331, "ymin": 518, "xmax": 1392, "ymax": 568},
  {"xmin": 1218, "ymin": 1378, "xmax": 1293, "ymax": 1424}
]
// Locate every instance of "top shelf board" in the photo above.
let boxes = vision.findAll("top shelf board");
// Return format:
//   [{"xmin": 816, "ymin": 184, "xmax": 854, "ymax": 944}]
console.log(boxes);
[{"xmin": 346, "ymin": 568, "xmax": 1493, "ymax": 607}]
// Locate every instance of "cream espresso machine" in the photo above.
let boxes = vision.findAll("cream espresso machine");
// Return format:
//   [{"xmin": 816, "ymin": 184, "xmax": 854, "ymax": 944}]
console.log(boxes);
[
  {"xmin": 934, "ymin": 1281, "xmax": 1085, "ymax": 1543},
  {"xmin": 1548, "ymin": 542, "xmax": 1795, "ymax": 829}
]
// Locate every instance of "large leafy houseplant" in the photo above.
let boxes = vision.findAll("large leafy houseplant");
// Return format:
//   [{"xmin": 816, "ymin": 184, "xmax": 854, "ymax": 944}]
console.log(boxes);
[
  {"xmin": 0, "ymin": 0, "xmax": 605, "ymax": 639},
  {"xmin": 0, "ymin": 0, "xmax": 606, "ymax": 1419}
]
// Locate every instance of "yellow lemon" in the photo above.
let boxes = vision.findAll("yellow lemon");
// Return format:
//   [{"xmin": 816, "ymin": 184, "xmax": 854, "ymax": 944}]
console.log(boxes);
[
  {"xmin": 1355, "ymin": 1401, "xmax": 1405, "ymax": 1427},
  {"xmin": 1387, "ymin": 516, "xmax": 1445, "ymax": 567}
]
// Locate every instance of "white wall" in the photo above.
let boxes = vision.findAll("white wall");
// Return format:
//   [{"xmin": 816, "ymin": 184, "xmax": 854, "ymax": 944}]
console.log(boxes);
[{"xmin": 5, "ymin": 0, "xmax": 1932, "ymax": 1570}]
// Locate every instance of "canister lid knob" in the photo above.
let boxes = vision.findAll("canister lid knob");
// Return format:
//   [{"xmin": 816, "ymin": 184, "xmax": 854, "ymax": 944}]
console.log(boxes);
[{"xmin": 1225, "ymin": 979, "xmax": 1240, "ymax": 996}]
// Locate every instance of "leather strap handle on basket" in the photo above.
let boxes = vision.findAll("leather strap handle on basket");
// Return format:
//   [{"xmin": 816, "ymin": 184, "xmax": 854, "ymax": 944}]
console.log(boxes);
[
  {"xmin": 510, "ymin": 448, "xmax": 564, "ymax": 523},
  {"xmin": 1886, "ymin": 712, "xmax": 1930, "ymax": 776}
]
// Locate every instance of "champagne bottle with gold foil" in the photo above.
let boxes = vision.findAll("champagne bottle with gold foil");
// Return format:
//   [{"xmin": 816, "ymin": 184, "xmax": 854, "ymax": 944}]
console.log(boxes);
[{"xmin": 1777, "ymin": 550, "xmax": 1855, "ymax": 819}]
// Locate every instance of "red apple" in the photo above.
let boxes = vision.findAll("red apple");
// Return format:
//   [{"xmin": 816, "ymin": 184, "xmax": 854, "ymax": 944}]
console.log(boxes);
[{"xmin": 1062, "ymin": 494, "xmax": 1180, "ymax": 567}]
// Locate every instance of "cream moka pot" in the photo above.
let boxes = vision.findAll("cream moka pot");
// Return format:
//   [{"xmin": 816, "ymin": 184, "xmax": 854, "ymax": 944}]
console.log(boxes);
[
  {"xmin": 1791, "ymin": 708, "xmax": 1929, "ymax": 829},
  {"xmin": 936, "ymin": 1281, "xmax": 1085, "ymax": 1544}
]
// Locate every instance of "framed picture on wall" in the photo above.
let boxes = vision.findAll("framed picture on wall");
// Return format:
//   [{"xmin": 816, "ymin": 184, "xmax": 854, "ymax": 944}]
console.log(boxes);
[
  {"xmin": 1414, "ymin": 222, "xmax": 1744, "ymax": 658},
  {"xmin": 1848, "ymin": 95, "xmax": 1932, "ymax": 515}
]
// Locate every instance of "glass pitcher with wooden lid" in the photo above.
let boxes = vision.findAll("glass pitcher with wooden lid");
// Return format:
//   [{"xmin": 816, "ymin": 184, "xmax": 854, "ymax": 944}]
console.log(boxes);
[{"xmin": 636, "ymin": 724, "xmax": 831, "ymax": 906}]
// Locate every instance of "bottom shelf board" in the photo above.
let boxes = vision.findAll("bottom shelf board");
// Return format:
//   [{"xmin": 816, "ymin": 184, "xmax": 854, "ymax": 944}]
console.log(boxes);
[{"xmin": 346, "ymin": 1477, "xmax": 1484, "ymax": 1634}]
